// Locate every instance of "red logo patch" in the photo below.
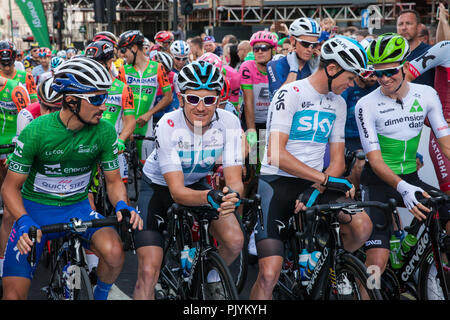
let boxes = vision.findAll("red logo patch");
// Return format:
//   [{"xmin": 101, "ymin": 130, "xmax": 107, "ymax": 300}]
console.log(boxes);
[
  {"xmin": 167, "ymin": 119, "xmax": 174, "ymax": 127},
  {"xmin": 293, "ymin": 86, "xmax": 299, "ymax": 92}
]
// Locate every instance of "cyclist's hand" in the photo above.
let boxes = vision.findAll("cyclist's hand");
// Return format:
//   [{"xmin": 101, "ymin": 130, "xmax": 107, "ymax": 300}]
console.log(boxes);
[
  {"xmin": 323, "ymin": 175, "xmax": 355, "ymax": 198},
  {"xmin": 396, "ymin": 180, "xmax": 430, "ymax": 221},
  {"xmin": 117, "ymin": 139, "xmax": 126, "ymax": 154},
  {"xmin": 115, "ymin": 200, "xmax": 144, "ymax": 230},
  {"xmin": 219, "ymin": 186, "xmax": 241, "ymax": 215},
  {"xmin": 137, "ymin": 113, "xmax": 152, "ymax": 128},
  {"xmin": 246, "ymin": 130, "xmax": 258, "ymax": 148},
  {"xmin": 16, "ymin": 215, "xmax": 41, "ymax": 255},
  {"xmin": 286, "ymin": 51, "xmax": 299, "ymax": 73},
  {"xmin": 295, "ymin": 185, "xmax": 321, "ymax": 213}
]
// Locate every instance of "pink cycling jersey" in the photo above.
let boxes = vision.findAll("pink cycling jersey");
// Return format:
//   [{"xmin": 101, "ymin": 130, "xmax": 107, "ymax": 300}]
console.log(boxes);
[
  {"xmin": 239, "ymin": 59, "xmax": 270, "ymax": 124},
  {"xmin": 409, "ymin": 41, "xmax": 450, "ymax": 191},
  {"xmin": 222, "ymin": 65, "xmax": 240, "ymax": 108}
]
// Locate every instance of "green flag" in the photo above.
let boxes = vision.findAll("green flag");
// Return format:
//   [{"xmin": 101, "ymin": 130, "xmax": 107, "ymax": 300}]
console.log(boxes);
[{"xmin": 15, "ymin": 0, "xmax": 50, "ymax": 48}]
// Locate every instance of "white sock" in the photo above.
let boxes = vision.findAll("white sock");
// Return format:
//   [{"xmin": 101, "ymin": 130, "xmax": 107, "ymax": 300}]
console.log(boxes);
[
  {"xmin": 207, "ymin": 269, "xmax": 221, "ymax": 283},
  {"xmin": 0, "ymin": 256, "xmax": 4, "ymax": 278},
  {"xmin": 86, "ymin": 253, "xmax": 99, "ymax": 272}
]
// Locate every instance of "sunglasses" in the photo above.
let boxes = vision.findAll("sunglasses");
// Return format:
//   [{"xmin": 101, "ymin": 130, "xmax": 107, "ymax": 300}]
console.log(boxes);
[
  {"xmin": 373, "ymin": 64, "xmax": 404, "ymax": 78},
  {"xmin": 174, "ymin": 56, "xmax": 188, "ymax": 61},
  {"xmin": 119, "ymin": 46, "xmax": 131, "ymax": 54},
  {"xmin": 295, "ymin": 38, "xmax": 320, "ymax": 49},
  {"xmin": 181, "ymin": 94, "xmax": 219, "ymax": 106},
  {"xmin": 253, "ymin": 45, "xmax": 272, "ymax": 52},
  {"xmin": 71, "ymin": 93, "xmax": 108, "ymax": 106},
  {"xmin": 0, "ymin": 60, "xmax": 13, "ymax": 67}
]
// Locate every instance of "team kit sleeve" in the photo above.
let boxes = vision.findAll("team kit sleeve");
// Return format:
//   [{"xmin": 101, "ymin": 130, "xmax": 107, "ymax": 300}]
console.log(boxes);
[
  {"xmin": 11, "ymin": 86, "xmax": 30, "ymax": 112},
  {"xmin": 15, "ymin": 109, "xmax": 34, "ymax": 138},
  {"xmin": 408, "ymin": 41, "xmax": 450, "ymax": 79},
  {"xmin": 100, "ymin": 124, "xmax": 120, "ymax": 171},
  {"xmin": 355, "ymin": 98, "xmax": 380, "ymax": 154},
  {"xmin": 328, "ymin": 97, "xmax": 346, "ymax": 143},
  {"xmin": 155, "ymin": 118, "xmax": 183, "ymax": 175},
  {"xmin": 117, "ymin": 65, "xmax": 127, "ymax": 84},
  {"xmin": 157, "ymin": 63, "xmax": 172, "ymax": 93},
  {"xmin": 240, "ymin": 61, "xmax": 253, "ymax": 91},
  {"xmin": 25, "ymin": 72, "xmax": 38, "ymax": 100},
  {"xmin": 122, "ymin": 84, "xmax": 136, "ymax": 116},
  {"xmin": 426, "ymin": 87, "xmax": 450, "ymax": 139},
  {"xmin": 8, "ymin": 122, "xmax": 38, "ymax": 175},
  {"xmin": 267, "ymin": 84, "xmax": 296, "ymax": 136}
]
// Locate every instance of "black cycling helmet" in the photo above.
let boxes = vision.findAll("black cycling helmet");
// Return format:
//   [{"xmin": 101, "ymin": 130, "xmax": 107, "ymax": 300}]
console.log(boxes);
[
  {"xmin": 0, "ymin": 40, "xmax": 16, "ymax": 63},
  {"xmin": 118, "ymin": 30, "xmax": 145, "ymax": 48},
  {"xmin": 84, "ymin": 41, "xmax": 115, "ymax": 63}
]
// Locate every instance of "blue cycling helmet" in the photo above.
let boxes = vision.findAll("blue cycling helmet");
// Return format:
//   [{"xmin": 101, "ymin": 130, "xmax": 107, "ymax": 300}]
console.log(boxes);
[
  {"xmin": 50, "ymin": 56, "xmax": 64, "ymax": 70},
  {"xmin": 177, "ymin": 61, "xmax": 224, "ymax": 93},
  {"xmin": 52, "ymin": 56, "xmax": 112, "ymax": 94}
]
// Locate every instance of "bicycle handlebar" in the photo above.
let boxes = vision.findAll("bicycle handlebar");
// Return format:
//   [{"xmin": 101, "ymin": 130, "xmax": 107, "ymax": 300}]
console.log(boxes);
[{"xmin": 133, "ymin": 134, "xmax": 155, "ymax": 141}]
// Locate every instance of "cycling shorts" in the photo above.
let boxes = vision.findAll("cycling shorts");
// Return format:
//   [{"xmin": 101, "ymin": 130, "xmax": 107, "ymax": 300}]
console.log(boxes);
[
  {"xmin": 3, "ymin": 199, "xmax": 109, "ymax": 280},
  {"xmin": 134, "ymin": 174, "xmax": 211, "ymax": 249},
  {"xmin": 361, "ymin": 163, "xmax": 450, "ymax": 250},
  {"xmin": 254, "ymin": 175, "xmax": 353, "ymax": 259}
]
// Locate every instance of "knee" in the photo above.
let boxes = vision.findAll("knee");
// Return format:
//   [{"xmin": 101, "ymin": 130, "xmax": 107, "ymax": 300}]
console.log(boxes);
[
  {"xmin": 365, "ymin": 251, "xmax": 389, "ymax": 274},
  {"xmin": 98, "ymin": 237, "xmax": 124, "ymax": 268},
  {"xmin": 351, "ymin": 212, "xmax": 373, "ymax": 242},
  {"xmin": 222, "ymin": 230, "xmax": 244, "ymax": 256},
  {"xmin": 138, "ymin": 261, "xmax": 160, "ymax": 284},
  {"xmin": 257, "ymin": 263, "xmax": 280, "ymax": 289}
]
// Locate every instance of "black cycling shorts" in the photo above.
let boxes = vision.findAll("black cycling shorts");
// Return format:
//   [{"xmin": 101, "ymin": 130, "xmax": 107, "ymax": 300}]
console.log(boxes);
[{"xmin": 361, "ymin": 163, "xmax": 450, "ymax": 250}]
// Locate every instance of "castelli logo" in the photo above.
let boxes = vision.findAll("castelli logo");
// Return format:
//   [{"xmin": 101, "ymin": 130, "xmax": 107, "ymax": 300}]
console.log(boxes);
[
  {"xmin": 293, "ymin": 86, "xmax": 299, "ymax": 92},
  {"xmin": 167, "ymin": 119, "xmax": 174, "ymax": 127}
]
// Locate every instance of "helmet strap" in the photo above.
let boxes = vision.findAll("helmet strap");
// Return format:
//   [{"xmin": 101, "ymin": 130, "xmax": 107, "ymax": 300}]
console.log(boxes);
[
  {"xmin": 64, "ymin": 96, "xmax": 91, "ymax": 127},
  {"xmin": 393, "ymin": 68, "xmax": 405, "ymax": 94},
  {"xmin": 323, "ymin": 62, "xmax": 345, "ymax": 93}
]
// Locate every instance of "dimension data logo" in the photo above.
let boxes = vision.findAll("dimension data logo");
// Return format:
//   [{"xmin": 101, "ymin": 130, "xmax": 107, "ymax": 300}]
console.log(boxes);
[{"xmin": 409, "ymin": 99, "xmax": 423, "ymax": 113}]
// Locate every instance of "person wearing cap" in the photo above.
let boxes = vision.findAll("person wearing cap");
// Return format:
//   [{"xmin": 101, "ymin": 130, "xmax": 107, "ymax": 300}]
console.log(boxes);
[
  {"xmin": 204, "ymin": 36, "xmax": 223, "ymax": 57},
  {"xmin": 23, "ymin": 43, "xmax": 41, "ymax": 72}
]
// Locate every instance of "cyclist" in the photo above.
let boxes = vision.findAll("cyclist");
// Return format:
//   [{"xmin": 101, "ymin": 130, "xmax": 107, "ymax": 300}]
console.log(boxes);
[
  {"xmin": 23, "ymin": 43, "xmax": 40, "ymax": 72},
  {"xmin": 240, "ymin": 30, "xmax": 277, "ymax": 151},
  {"xmin": 92, "ymin": 31, "xmax": 120, "ymax": 78},
  {"xmin": 38, "ymin": 56, "xmax": 64, "ymax": 85},
  {"xmin": 250, "ymin": 36, "xmax": 373, "ymax": 300},
  {"xmin": 0, "ymin": 57, "xmax": 143, "ymax": 300},
  {"xmin": 0, "ymin": 41, "xmax": 38, "ymax": 103},
  {"xmin": 154, "ymin": 30, "xmax": 174, "ymax": 53},
  {"xmin": 32, "ymin": 48, "xmax": 52, "ymax": 85},
  {"xmin": 85, "ymin": 40, "xmax": 136, "ymax": 182},
  {"xmin": 406, "ymin": 40, "xmax": 450, "ymax": 194},
  {"xmin": 267, "ymin": 18, "xmax": 321, "ymax": 99},
  {"xmin": 170, "ymin": 40, "xmax": 190, "ymax": 73},
  {"xmin": 0, "ymin": 75, "xmax": 30, "ymax": 279},
  {"xmin": 355, "ymin": 34, "xmax": 450, "ymax": 275},
  {"xmin": 117, "ymin": 30, "xmax": 172, "ymax": 161},
  {"xmin": 133, "ymin": 61, "xmax": 244, "ymax": 299}
]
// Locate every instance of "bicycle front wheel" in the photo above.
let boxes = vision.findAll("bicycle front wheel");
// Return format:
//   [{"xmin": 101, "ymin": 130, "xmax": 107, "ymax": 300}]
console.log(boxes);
[
  {"xmin": 73, "ymin": 266, "xmax": 95, "ymax": 300},
  {"xmin": 329, "ymin": 253, "xmax": 383, "ymax": 300},
  {"xmin": 418, "ymin": 246, "xmax": 450, "ymax": 300},
  {"xmin": 193, "ymin": 251, "xmax": 239, "ymax": 300}
]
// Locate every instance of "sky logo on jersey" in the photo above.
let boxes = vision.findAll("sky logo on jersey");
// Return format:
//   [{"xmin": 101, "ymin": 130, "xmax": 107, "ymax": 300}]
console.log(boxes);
[
  {"xmin": 178, "ymin": 148, "xmax": 223, "ymax": 173},
  {"xmin": 290, "ymin": 110, "xmax": 336, "ymax": 143}
]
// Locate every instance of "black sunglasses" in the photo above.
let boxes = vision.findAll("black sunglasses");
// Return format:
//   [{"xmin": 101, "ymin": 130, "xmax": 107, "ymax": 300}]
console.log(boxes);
[
  {"xmin": 296, "ymin": 38, "xmax": 320, "ymax": 49},
  {"xmin": 253, "ymin": 44, "xmax": 272, "ymax": 52},
  {"xmin": 119, "ymin": 46, "xmax": 131, "ymax": 54}
]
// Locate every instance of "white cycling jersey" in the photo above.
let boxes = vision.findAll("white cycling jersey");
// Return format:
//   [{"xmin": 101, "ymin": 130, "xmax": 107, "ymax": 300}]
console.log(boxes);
[
  {"xmin": 355, "ymin": 83, "xmax": 450, "ymax": 175},
  {"xmin": 261, "ymin": 78, "xmax": 346, "ymax": 177},
  {"xmin": 143, "ymin": 108, "xmax": 243, "ymax": 186}
]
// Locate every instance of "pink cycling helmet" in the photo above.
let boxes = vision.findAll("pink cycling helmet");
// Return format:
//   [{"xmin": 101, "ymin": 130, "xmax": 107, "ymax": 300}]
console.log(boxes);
[
  {"xmin": 197, "ymin": 52, "xmax": 223, "ymax": 70},
  {"xmin": 250, "ymin": 31, "xmax": 278, "ymax": 48}
]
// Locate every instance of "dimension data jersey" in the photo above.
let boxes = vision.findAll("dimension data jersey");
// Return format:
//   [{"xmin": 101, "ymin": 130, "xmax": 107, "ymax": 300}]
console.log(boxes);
[{"xmin": 8, "ymin": 112, "xmax": 119, "ymax": 206}]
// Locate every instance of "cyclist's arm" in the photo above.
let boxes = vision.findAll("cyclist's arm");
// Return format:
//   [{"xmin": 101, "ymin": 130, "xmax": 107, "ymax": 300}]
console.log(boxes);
[
  {"xmin": 436, "ymin": 3, "xmax": 450, "ymax": 43},
  {"xmin": 142, "ymin": 64, "xmax": 173, "ymax": 118},
  {"xmin": 11, "ymin": 86, "xmax": 30, "ymax": 112},
  {"xmin": 0, "ymin": 170, "xmax": 28, "ymax": 221},
  {"xmin": 25, "ymin": 72, "xmax": 38, "ymax": 103},
  {"xmin": 407, "ymin": 41, "xmax": 450, "ymax": 81},
  {"xmin": 118, "ymin": 84, "xmax": 136, "ymax": 141},
  {"xmin": 242, "ymin": 87, "xmax": 256, "ymax": 131},
  {"xmin": 104, "ymin": 168, "xmax": 130, "ymax": 206},
  {"xmin": 222, "ymin": 165, "xmax": 244, "ymax": 198},
  {"xmin": 15, "ymin": 109, "xmax": 33, "ymax": 139},
  {"xmin": 164, "ymin": 171, "xmax": 210, "ymax": 206},
  {"xmin": 325, "ymin": 141, "xmax": 346, "ymax": 178}
]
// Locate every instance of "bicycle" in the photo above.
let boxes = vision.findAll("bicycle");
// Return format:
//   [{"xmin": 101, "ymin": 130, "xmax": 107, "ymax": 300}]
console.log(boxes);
[
  {"xmin": 273, "ymin": 199, "xmax": 396, "ymax": 300},
  {"xmin": 155, "ymin": 202, "xmax": 239, "ymax": 300},
  {"xmin": 27, "ymin": 210, "xmax": 135, "ymax": 300},
  {"xmin": 369, "ymin": 190, "xmax": 450, "ymax": 300}
]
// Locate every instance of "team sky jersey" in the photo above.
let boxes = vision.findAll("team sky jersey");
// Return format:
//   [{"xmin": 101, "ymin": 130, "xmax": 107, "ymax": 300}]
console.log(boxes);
[
  {"xmin": 222, "ymin": 65, "xmax": 241, "ymax": 108},
  {"xmin": 8, "ymin": 112, "xmax": 119, "ymax": 206},
  {"xmin": 341, "ymin": 82, "xmax": 379, "ymax": 138},
  {"xmin": 266, "ymin": 56, "xmax": 313, "ymax": 99},
  {"xmin": 102, "ymin": 78, "xmax": 135, "ymax": 134},
  {"xmin": 261, "ymin": 78, "xmax": 346, "ymax": 176},
  {"xmin": 408, "ymin": 41, "xmax": 450, "ymax": 119},
  {"xmin": 239, "ymin": 59, "xmax": 270, "ymax": 124},
  {"xmin": 9, "ymin": 69, "xmax": 37, "ymax": 101},
  {"xmin": 0, "ymin": 79, "xmax": 30, "ymax": 153},
  {"xmin": 355, "ymin": 83, "xmax": 450, "ymax": 175},
  {"xmin": 143, "ymin": 108, "xmax": 243, "ymax": 186}
]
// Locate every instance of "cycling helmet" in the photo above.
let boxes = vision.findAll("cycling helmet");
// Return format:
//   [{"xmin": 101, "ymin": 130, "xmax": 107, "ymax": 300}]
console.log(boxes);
[
  {"xmin": 170, "ymin": 40, "xmax": 190, "ymax": 58},
  {"xmin": 118, "ymin": 30, "xmax": 145, "ymax": 48},
  {"xmin": 150, "ymin": 44, "xmax": 162, "ymax": 52},
  {"xmin": 50, "ymin": 56, "xmax": 64, "ymax": 70},
  {"xmin": 84, "ymin": 41, "xmax": 115, "ymax": 63},
  {"xmin": 94, "ymin": 31, "xmax": 118, "ymax": 45},
  {"xmin": 289, "ymin": 18, "xmax": 321, "ymax": 37},
  {"xmin": 321, "ymin": 36, "xmax": 368, "ymax": 75},
  {"xmin": 177, "ymin": 61, "xmax": 224, "ymax": 93},
  {"xmin": 366, "ymin": 33, "xmax": 410, "ymax": 65},
  {"xmin": 359, "ymin": 38, "xmax": 373, "ymax": 51},
  {"xmin": 197, "ymin": 52, "xmax": 223, "ymax": 70},
  {"xmin": 272, "ymin": 54, "xmax": 285, "ymax": 61},
  {"xmin": 154, "ymin": 31, "xmax": 174, "ymax": 43},
  {"xmin": 52, "ymin": 56, "xmax": 112, "ymax": 94},
  {"xmin": 249, "ymin": 30, "xmax": 278, "ymax": 48},
  {"xmin": 220, "ymin": 78, "xmax": 231, "ymax": 102},
  {"xmin": 152, "ymin": 51, "xmax": 173, "ymax": 72},
  {"xmin": 57, "ymin": 50, "xmax": 67, "ymax": 59},
  {"xmin": 0, "ymin": 40, "xmax": 16, "ymax": 62},
  {"xmin": 38, "ymin": 77, "xmax": 63, "ymax": 106},
  {"xmin": 38, "ymin": 47, "xmax": 52, "ymax": 57}
]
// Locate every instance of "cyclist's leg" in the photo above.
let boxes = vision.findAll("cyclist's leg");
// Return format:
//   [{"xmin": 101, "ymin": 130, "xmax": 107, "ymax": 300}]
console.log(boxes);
[
  {"xmin": 345, "ymin": 137, "xmax": 365, "ymax": 189},
  {"xmin": 133, "ymin": 176, "xmax": 171, "ymax": 300}
]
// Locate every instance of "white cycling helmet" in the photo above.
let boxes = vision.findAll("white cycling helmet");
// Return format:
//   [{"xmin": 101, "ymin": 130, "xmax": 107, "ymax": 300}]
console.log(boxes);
[
  {"xmin": 272, "ymin": 54, "xmax": 285, "ymax": 61},
  {"xmin": 177, "ymin": 61, "xmax": 224, "ymax": 93},
  {"xmin": 289, "ymin": 18, "xmax": 321, "ymax": 37},
  {"xmin": 170, "ymin": 40, "xmax": 190, "ymax": 58},
  {"xmin": 38, "ymin": 77, "xmax": 63, "ymax": 105},
  {"xmin": 153, "ymin": 51, "xmax": 173, "ymax": 72}
]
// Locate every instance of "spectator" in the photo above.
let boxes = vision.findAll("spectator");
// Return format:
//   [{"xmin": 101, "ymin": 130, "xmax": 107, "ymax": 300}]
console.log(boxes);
[
  {"xmin": 172, "ymin": 22, "xmax": 186, "ymax": 41},
  {"xmin": 222, "ymin": 34, "xmax": 238, "ymax": 47},
  {"xmin": 237, "ymin": 40, "xmax": 252, "ymax": 63},
  {"xmin": 320, "ymin": 17, "xmax": 336, "ymax": 33},
  {"xmin": 418, "ymin": 23, "xmax": 430, "ymax": 45},
  {"xmin": 397, "ymin": 9, "xmax": 435, "ymax": 86},
  {"xmin": 343, "ymin": 26, "xmax": 359, "ymax": 39},
  {"xmin": 189, "ymin": 36, "xmax": 204, "ymax": 61},
  {"xmin": 279, "ymin": 37, "xmax": 291, "ymax": 55},
  {"xmin": 436, "ymin": 2, "xmax": 450, "ymax": 42},
  {"xmin": 203, "ymin": 35, "xmax": 223, "ymax": 56},
  {"xmin": 223, "ymin": 43, "xmax": 240, "ymax": 69}
]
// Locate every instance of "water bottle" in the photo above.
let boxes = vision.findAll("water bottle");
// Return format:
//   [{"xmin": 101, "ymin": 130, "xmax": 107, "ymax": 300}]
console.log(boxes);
[
  {"xmin": 306, "ymin": 251, "xmax": 321, "ymax": 277},
  {"xmin": 187, "ymin": 247, "xmax": 196, "ymax": 272},
  {"xmin": 180, "ymin": 245, "xmax": 190, "ymax": 280},
  {"xmin": 191, "ymin": 220, "xmax": 200, "ymax": 242},
  {"xmin": 398, "ymin": 234, "xmax": 418, "ymax": 261},
  {"xmin": 298, "ymin": 249, "xmax": 311, "ymax": 285},
  {"xmin": 389, "ymin": 234, "xmax": 403, "ymax": 269},
  {"xmin": 62, "ymin": 262, "xmax": 72, "ymax": 300}
]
